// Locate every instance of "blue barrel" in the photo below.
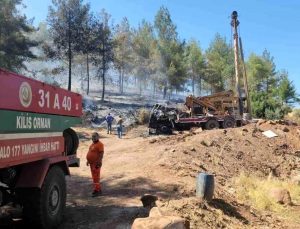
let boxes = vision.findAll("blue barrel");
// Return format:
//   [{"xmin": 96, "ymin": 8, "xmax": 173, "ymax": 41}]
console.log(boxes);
[{"xmin": 196, "ymin": 173, "xmax": 214, "ymax": 201}]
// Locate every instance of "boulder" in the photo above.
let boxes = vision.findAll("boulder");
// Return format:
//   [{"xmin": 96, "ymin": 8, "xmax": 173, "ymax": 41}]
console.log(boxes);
[
  {"xmin": 200, "ymin": 140, "xmax": 210, "ymax": 147},
  {"xmin": 132, "ymin": 216, "xmax": 189, "ymax": 229},
  {"xmin": 282, "ymin": 126, "xmax": 290, "ymax": 132},
  {"xmin": 269, "ymin": 188, "xmax": 292, "ymax": 205},
  {"xmin": 193, "ymin": 128, "xmax": 203, "ymax": 134},
  {"xmin": 149, "ymin": 139, "xmax": 157, "ymax": 143},
  {"xmin": 267, "ymin": 120, "xmax": 276, "ymax": 125},
  {"xmin": 149, "ymin": 207, "xmax": 163, "ymax": 217},
  {"xmin": 257, "ymin": 119, "xmax": 266, "ymax": 126},
  {"xmin": 200, "ymin": 139, "xmax": 218, "ymax": 147},
  {"xmin": 133, "ymin": 206, "xmax": 190, "ymax": 229}
]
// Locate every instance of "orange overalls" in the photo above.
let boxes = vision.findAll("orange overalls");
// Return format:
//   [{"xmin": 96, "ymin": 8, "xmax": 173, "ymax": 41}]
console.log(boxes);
[{"xmin": 86, "ymin": 141, "xmax": 104, "ymax": 192}]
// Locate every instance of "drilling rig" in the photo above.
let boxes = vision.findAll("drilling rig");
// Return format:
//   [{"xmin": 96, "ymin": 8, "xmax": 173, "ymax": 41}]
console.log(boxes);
[{"xmin": 148, "ymin": 11, "xmax": 251, "ymax": 134}]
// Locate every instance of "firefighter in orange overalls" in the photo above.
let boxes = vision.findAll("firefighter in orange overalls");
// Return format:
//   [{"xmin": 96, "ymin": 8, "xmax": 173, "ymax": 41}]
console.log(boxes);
[{"xmin": 86, "ymin": 132, "xmax": 104, "ymax": 197}]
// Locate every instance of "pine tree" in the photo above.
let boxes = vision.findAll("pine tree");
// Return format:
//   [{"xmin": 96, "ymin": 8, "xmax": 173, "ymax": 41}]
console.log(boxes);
[
  {"xmin": 132, "ymin": 20, "xmax": 157, "ymax": 95},
  {"xmin": 91, "ymin": 9, "xmax": 114, "ymax": 101},
  {"xmin": 47, "ymin": 0, "xmax": 89, "ymax": 90},
  {"xmin": 0, "ymin": 0, "xmax": 37, "ymax": 71},
  {"xmin": 154, "ymin": 6, "xmax": 186, "ymax": 98},
  {"xmin": 277, "ymin": 70, "xmax": 298, "ymax": 105},
  {"xmin": 113, "ymin": 17, "xmax": 133, "ymax": 94},
  {"xmin": 247, "ymin": 51, "xmax": 297, "ymax": 119},
  {"xmin": 205, "ymin": 34, "xmax": 234, "ymax": 93},
  {"xmin": 184, "ymin": 39, "xmax": 205, "ymax": 96}
]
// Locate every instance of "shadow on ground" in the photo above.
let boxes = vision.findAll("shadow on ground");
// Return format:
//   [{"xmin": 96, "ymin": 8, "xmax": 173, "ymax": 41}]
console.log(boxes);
[
  {"xmin": 209, "ymin": 198, "xmax": 249, "ymax": 224},
  {"xmin": 0, "ymin": 173, "xmax": 180, "ymax": 229}
]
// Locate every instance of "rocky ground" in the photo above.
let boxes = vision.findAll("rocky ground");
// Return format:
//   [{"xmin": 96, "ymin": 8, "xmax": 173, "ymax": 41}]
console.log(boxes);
[
  {"xmin": 57, "ymin": 120, "xmax": 300, "ymax": 229},
  {"xmin": 1, "ymin": 93, "xmax": 300, "ymax": 229}
]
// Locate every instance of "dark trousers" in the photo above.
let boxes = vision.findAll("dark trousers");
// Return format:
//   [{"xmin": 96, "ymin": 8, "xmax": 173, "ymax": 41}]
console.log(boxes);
[
  {"xmin": 107, "ymin": 123, "xmax": 112, "ymax": 134},
  {"xmin": 117, "ymin": 126, "xmax": 122, "ymax": 138}
]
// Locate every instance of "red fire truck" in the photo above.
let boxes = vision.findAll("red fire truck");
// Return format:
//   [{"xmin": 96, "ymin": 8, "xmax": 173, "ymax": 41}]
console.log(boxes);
[{"xmin": 0, "ymin": 68, "xmax": 82, "ymax": 228}]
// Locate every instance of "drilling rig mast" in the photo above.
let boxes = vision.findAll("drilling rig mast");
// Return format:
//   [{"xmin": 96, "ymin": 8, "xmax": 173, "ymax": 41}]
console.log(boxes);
[
  {"xmin": 231, "ymin": 10, "xmax": 252, "ymax": 118},
  {"xmin": 231, "ymin": 11, "xmax": 242, "ymax": 116}
]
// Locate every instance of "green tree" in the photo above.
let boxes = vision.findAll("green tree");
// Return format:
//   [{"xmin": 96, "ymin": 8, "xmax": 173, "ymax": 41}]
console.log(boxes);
[
  {"xmin": 205, "ymin": 34, "xmax": 234, "ymax": 93},
  {"xmin": 47, "ymin": 0, "xmax": 89, "ymax": 90},
  {"xmin": 262, "ymin": 50, "xmax": 277, "ymax": 94},
  {"xmin": 113, "ymin": 17, "xmax": 133, "ymax": 94},
  {"xmin": 247, "ymin": 52, "xmax": 276, "ymax": 118},
  {"xmin": 0, "ymin": 0, "xmax": 37, "ymax": 71},
  {"xmin": 276, "ymin": 70, "xmax": 298, "ymax": 105},
  {"xmin": 154, "ymin": 6, "xmax": 186, "ymax": 98},
  {"xmin": 166, "ymin": 40, "xmax": 187, "ymax": 94},
  {"xmin": 184, "ymin": 39, "xmax": 205, "ymax": 96},
  {"xmin": 80, "ymin": 11, "xmax": 95, "ymax": 95},
  {"xmin": 132, "ymin": 20, "xmax": 157, "ymax": 95},
  {"xmin": 92, "ymin": 9, "xmax": 114, "ymax": 101},
  {"xmin": 247, "ymin": 51, "xmax": 297, "ymax": 119},
  {"xmin": 247, "ymin": 53, "xmax": 270, "ymax": 92}
]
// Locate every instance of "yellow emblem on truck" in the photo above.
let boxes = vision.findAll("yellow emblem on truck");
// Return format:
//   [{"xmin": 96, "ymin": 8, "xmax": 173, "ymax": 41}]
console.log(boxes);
[{"xmin": 19, "ymin": 82, "xmax": 32, "ymax": 108}]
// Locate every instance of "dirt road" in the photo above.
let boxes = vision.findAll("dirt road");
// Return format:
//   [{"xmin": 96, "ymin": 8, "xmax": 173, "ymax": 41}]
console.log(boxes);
[{"xmin": 60, "ymin": 126, "xmax": 186, "ymax": 229}]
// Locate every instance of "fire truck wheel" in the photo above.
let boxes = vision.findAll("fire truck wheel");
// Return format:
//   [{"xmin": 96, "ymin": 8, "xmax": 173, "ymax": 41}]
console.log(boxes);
[
  {"xmin": 63, "ymin": 128, "xmax": 79, "ymax": 155},
  {"xmin": 223, "ymin": 116, "xmax": 236, "ymax": 128},
  {"xmin": 21, "ymin": 166, "xmax": 66, "ymax": 229},
  {"xmin": 205, "ymin": 119, "xmax": 219, "ymax": 130}
]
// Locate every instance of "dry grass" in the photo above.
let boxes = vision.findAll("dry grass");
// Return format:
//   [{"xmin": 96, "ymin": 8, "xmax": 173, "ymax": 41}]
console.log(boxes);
[
  {"xmin": 136, "ymin": 108, "xmax": 150, "ymax": 124},
  {"xmin": 235, "ymin": 173, "xmax": 300, "ymax": 222},
  {"xmin": 284, "ymin": 109, "xmax": 300, "ymax": 125}
]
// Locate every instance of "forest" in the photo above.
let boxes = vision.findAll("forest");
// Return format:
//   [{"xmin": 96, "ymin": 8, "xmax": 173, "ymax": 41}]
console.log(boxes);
[{"xmin": 0, "ymin": 0, "xmax": 298, "ymax": 119}]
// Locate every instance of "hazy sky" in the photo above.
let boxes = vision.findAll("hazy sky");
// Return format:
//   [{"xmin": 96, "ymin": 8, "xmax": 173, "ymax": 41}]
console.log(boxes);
[{"xmin": 22, "ymin": 0, "xmax": 300, "ymax": 94}]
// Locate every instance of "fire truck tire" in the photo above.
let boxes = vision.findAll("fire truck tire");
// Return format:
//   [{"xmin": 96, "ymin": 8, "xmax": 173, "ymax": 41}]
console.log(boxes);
[
  {"xmin": 63, "ymin": 128, "xmax": 79, "ymax": 155},
  {"xmin": 223, "ymin": 116, "xmax": 236, "ymax": 128},
  {"xmin": 21, "ymin": 166, "xmax": 66, "ymax": 229},
  {"xmin": 205, "ymin": 119, "xmax": 219, "ymax": 130}
]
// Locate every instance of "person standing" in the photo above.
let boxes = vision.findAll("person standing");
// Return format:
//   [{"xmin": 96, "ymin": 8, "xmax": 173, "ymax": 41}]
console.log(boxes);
[
  {"xmin": 116, "ymin": 115, "xmax": 123, "ymax": 138},
  {"xmin": 105, "ymin": 113, "xmax": 114, "ymax": 134},
  {"xmin": 86, "ymin": 132, "xmax": 104, "ymax": 197}
]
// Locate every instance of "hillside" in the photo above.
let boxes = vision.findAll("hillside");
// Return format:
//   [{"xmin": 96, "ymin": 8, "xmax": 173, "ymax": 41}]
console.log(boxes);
[{"xmin": 1, "ymin": 94, "xmax": 300, "ymax": 229}]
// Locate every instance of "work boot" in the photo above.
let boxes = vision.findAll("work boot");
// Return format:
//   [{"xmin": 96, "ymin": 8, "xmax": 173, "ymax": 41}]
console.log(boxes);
[{"xmin": 92, "ymin": 190, "xmax": 102, "ymax": 197}]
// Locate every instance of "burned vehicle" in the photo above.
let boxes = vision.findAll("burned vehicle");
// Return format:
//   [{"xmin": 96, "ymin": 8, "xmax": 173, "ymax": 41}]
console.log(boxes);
[
  {"xmin": 148, "ymin": 104, "xmax": 178, "ymax": 134},
  {"xmin": 149, "ymin": 90, "xmax": 245, "ymax": 134}
]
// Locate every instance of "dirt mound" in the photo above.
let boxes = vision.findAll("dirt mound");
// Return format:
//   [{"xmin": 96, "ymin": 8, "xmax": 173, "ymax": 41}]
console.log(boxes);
[
  {"xmin": 146, "ymin": 122, "xmax": 300, "ymax": 228},
  {"xmin": 156, "ymin": 123, "xmax": 300, "ymax": 179}
]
